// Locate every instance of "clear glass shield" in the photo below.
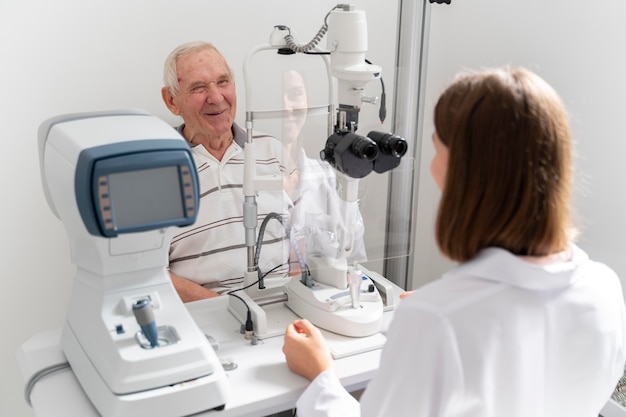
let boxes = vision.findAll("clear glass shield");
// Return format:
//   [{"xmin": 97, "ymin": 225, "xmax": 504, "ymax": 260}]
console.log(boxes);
[{"xmin": 241, "ymin": 48, "xmax": 414, "ymax": 284}]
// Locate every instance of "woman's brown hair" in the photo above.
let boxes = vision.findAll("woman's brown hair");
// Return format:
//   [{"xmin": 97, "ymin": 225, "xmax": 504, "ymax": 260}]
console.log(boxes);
[{"xmin": 434, "ymin": 67, "xmax": 573, "ymax": 262}]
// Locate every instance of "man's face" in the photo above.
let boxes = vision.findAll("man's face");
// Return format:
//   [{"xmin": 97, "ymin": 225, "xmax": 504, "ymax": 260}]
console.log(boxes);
[{"xmin": 167, "ymin": 48, "xmax": 237, "ymax": 138}]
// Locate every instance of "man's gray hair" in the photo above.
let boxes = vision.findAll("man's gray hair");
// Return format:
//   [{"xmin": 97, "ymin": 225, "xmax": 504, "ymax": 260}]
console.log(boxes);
[{"xmin": 162, "ymin": 41, "xmax": 234, "ymax": 97}]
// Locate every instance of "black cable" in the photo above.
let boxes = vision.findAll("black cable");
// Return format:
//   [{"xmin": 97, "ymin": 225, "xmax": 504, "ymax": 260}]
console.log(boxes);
[
  {"xmin": 228, "ymin": 263, "xmax": 289, "ymax": 294},
  {"xmin": 227, "ymin": 291, "xmax": 250, "ymax": 311},
  {"xmin": 281, "ymin": 15, "xmax": 386, "ymax": 125},
  {"xmin": 226, "ymin": 291, "xmax": 254, "ymax": 337},
  {"xmin": 366, "ymin": 58, "xmax": 387, "ymax": 124},
  {"xmin": 227, "ymin": 262, "xmax": 292, "ymax": 339}
]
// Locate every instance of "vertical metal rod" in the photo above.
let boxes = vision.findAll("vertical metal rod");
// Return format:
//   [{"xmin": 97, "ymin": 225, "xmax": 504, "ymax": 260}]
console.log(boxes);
[{"xmin": 383, "ymin": 0, "xmax": 432, "ymax": 290}]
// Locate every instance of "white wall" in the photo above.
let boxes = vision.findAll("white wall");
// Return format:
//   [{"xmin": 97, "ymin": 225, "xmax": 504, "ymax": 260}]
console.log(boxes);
[
  {"xmin": 6, "ymin": 1, "xmax": 622, "ymax": 415},
  {"xmin": 412, "ymin": 0, "xmax": 626, "ymax": 293},
  {"xmin": 0, "ymin": 1, "xmax": 398, "ymax": 416}
]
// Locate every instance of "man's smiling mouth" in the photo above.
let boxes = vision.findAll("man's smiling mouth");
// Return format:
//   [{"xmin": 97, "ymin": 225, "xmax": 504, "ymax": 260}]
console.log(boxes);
[{"xmin": 205, "ymin": 109, "xmax": 226, "ymax": 116}]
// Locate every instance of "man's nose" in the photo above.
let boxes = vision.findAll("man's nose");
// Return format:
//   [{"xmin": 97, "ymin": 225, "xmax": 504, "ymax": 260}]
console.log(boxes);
[{"xmin": 205, "ymin": 83, "xmax": 223, "ymax": 103}]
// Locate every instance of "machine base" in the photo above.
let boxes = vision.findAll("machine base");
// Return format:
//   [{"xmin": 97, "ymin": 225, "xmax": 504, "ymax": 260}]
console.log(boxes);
[
  {"xmin": 62, "ymin": 322, "xmax": 230, "ymax": 417},
  {"xmin": 284, "ymin": 276, "xmax": 384, "ymax": 337}
]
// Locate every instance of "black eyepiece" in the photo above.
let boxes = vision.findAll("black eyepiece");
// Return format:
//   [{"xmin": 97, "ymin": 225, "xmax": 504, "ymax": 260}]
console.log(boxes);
[
  {"xmin": 350, "ymin": 135, "xmax": 379, "ymax": 161},
  {"xmin": 320, "ymin": 131, "xmax": 408, "ymax": 178},
  {"xmin": 368, "ymin": 131, "xmax": 408, "ymax": 157}
]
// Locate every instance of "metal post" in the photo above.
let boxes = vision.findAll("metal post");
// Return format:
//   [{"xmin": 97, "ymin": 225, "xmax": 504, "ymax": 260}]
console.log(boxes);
[{"xmin": 382, "ymin": 0, "xmax": 432, "ymax": 289}]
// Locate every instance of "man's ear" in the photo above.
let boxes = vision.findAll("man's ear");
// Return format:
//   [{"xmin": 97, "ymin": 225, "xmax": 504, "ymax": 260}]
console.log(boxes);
[{"xmin": 161, "ymin": 87, "xmax": 181, "ymax": 115}]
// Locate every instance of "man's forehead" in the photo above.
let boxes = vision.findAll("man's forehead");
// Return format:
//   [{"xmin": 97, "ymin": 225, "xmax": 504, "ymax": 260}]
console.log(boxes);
[{"xmin": 177, "ymin": 50, "xmax": 230, "ymax": 80}]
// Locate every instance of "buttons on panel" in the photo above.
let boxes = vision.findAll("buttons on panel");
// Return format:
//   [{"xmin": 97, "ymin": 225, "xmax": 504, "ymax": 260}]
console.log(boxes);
[
  {"xmin": 97, "ymin": 175, "xmax": 114, "ymax": 231},
  {"xmin": 180, "ymin": 166, "xmax": 196, "ymax": 217}
]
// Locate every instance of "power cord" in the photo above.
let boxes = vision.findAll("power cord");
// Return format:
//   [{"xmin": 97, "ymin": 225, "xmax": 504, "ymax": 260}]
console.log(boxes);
[
  {"xmin": 228, "ymin": 211, "xmax": 311, "ymax": 340},
  {"xmin": 229, "ymin": 263, "xmax": 289, "ymax": 294},
  {"xmin": 227, "ymin": 263, "xmax": 291, "ymax": 340},
  {"xmin": 283, "ymin": 5, "xmax": 338, "ymax": 53},
  {"xmin": 253, "ymin": 212, "xmax": 310, "ymax": 287},
  {"xmin": 365, "ymin": 58, "xmax": 387, "ymax": 124},
  {"xmin": 24, "ymin": 362, "xmax": 71, "ymax": 407},
  {"xmin": 280, "ymin": 8, "xmax": 388, "ymax": 126}
]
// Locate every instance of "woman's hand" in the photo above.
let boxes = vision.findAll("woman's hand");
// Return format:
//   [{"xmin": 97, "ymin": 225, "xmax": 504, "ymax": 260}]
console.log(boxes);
[
  {"xmin": 282, "ymin": 319, "xmax": 334, "ymax": 381},
  {"xmin": 399, "ymin": 290, "xmax": 415, "ymax": 300}
]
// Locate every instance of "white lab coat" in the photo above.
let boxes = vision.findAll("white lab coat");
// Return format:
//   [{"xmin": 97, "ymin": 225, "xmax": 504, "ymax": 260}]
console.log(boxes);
[
  {"xmin": 296, "ymin": 245, "xmax": 626, "ymax": 417},
  {"xmin": 289, "ymin": 149, "xmax": 367, "ymax": 263}
]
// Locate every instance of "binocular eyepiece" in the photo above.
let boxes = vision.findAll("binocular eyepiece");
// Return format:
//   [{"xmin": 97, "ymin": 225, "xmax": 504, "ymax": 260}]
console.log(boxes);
[
  {"xmin": 368, "ymin": 131, "xmax": 408, "ymax": 158},
  {"xmin": 320, "ymin": 131, "xmax": 408, "ymax": 178}
]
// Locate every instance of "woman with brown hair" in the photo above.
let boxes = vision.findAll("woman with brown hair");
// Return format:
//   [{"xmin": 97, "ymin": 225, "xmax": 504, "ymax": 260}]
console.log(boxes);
[{"xmin": 282, "ymin": 67, "xmax": 626, "ymax": 417}]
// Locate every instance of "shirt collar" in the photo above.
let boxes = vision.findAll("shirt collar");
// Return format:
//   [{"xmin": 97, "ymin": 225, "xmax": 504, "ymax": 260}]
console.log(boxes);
[
  {"xmin": 445, "ymin": 244, "xmax": 589, "ymax": 291},
  {"xmin": 175, "ymin": 122, "xmax": 246, "ymax": 148},
  {"xmin": 232, "ymin": 122, "xmax": 246, "ymax": 147}
]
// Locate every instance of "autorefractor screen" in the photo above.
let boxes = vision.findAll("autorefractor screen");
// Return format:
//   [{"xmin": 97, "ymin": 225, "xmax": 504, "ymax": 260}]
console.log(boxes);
[{"xmin": 107, "ymin": 166, "xmax": 184, "ymax": 229}]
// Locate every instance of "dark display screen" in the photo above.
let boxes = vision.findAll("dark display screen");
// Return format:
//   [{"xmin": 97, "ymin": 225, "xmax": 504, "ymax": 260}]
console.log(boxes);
[{"xmin": 107, "ymin": 166, "xmax": 185, "ymax": 229}]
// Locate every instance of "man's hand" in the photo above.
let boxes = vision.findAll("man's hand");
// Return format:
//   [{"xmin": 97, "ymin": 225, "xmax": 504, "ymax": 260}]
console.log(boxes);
[
  {"xmin": 282, "ymin": 319, "xmax": 334, "ymax": 381},
  {"xmin": 170, "ymin": 272, "xmax": 220, "ymax": 303}
]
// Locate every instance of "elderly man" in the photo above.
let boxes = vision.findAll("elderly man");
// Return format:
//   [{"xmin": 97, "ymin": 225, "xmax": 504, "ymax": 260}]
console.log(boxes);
[{"xmin": 161, "ymin": 41, "xmax": 293, "ymax": 302}]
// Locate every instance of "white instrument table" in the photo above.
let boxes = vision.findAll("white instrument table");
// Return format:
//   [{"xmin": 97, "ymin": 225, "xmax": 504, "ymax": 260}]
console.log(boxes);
[
  {"xmin": 19, "ymin": 291, "xmax": 621, "ymax": 416},
  {"xmin": 17, "ymin": 294, "xmax": 396, "ymax": 417}
]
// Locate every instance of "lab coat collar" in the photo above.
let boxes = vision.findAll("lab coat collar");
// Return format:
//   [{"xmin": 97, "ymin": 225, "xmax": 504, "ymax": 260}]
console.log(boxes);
[{"xmin": 446, "ymin": 244, "xmax": 589, "ymax": 291}]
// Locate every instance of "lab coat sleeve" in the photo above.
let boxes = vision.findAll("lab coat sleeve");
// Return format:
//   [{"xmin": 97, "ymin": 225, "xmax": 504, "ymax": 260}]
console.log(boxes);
[
  {"xmin": 296, "ymin": 369, "xmax": 361, "ymax": 417},
  {"xmin": 359, "ymin": 301, "xmax": 469, "ymax": 417},
  {"xmin": 296, "ymin": 301, "xmax": 468, "ymax": 417}
]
